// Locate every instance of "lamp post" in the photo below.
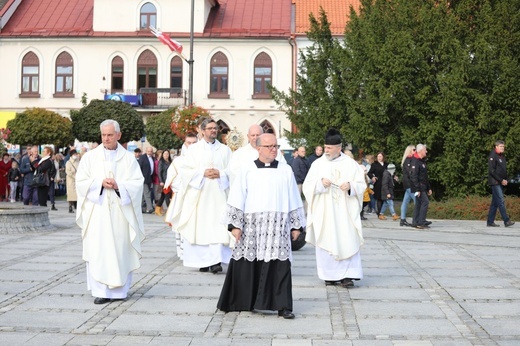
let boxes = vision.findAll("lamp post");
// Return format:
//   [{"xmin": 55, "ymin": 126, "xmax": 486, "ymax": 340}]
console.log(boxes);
[{"xmin": 188, "ymin": 0, "xmax": 195, "ymax": 105}]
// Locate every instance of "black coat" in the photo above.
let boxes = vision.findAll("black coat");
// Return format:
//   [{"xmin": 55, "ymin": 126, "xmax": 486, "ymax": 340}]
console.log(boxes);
[
  {"xmin": 138, "ymin": 154, "xmax": 154, "ymax": 185},
  {"xmin": 488, "ymin": 150, "xmax": 507, "ymax": 186},
  {"xmin": 381, "ymin": 170, "xmax": 394, "ymax": 201},
  {"xmin": 367, "ymin": 161, "xmax": 387, "ymax": 200},
  {"xmin": 410, "ymin": 156, "xmax": 430, "ymax": 193}
]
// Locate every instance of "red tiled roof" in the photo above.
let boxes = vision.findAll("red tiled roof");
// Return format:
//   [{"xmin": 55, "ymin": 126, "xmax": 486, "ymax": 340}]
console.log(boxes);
[
  {"xmin": 293, "ymin": 0, "xmax": 361, "ymax": 35},
  {"xmin": 203, "ymin": 0, "xmax": 292, "ymax": 38},
  {"xmin": 0, "ymin": 0, "xmax": 93, "ymax": 36}
]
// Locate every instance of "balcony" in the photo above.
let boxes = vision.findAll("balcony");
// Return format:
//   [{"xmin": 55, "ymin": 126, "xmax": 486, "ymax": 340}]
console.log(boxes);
[{"xmin": 103, "ymin": 88, "xmax": 187, "ymax": 109}]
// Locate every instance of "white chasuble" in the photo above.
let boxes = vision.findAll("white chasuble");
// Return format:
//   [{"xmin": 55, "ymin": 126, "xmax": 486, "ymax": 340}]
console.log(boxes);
[
  {"xmin": 76, "ymin": 144, "xmax": 145, "ymax": 290},
  {"xmin": 303, "ymin": 153, "xmax": 365, "ymax": 260}
]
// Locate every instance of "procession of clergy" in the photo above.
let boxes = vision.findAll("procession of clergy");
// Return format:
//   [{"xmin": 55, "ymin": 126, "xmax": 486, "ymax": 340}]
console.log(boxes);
[{"xmin": 77, "ymin": 119, "xmax": 365, "ymax": 320}]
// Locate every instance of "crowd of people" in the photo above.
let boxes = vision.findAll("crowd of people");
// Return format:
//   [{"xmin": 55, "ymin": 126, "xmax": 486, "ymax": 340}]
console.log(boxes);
[{"xmin": 2, "ymin": 119, "xmax": 513, "ymax": 320}]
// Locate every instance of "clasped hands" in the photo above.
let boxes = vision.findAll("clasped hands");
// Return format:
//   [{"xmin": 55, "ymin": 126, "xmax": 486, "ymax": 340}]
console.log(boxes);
[
  {"xmin": 102, "ymin": 178, "xmax": 118, "ymax": 190},
  {"xmin": 321, "ymin": 178, "xmax": 350, "ymax": 191},
  {"xmin": 204, "ymin": 168, "xmax": 220, "ymax": 179}
]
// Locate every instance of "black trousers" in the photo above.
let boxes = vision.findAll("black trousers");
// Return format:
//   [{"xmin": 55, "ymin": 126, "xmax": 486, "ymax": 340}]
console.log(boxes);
[
  {"xmin": 37, "ymin": 185, "xmax": 50, "ymax": 207},
  {"xmin": 217, "ymin": 258, "xmax": 293, "ymax": 313},
  {"xmin": 413, "ymin": 192, "xmax": 429, "ymax": 226}
]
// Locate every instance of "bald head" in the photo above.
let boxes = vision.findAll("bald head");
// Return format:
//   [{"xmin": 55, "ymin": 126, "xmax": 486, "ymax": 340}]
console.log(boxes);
[{"xmin": 248, "ymin": 124, "xmax": 264, "ymax": 148}]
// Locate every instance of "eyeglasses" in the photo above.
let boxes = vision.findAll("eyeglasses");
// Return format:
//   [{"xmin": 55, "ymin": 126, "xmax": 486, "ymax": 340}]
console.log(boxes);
[
  {"xmin": 204, "ymin": 127, "xmax": 218, "ymax": 131},
  {"xmin": 259, "ymin": 145, "xmax": 280, "ymax": 150}
]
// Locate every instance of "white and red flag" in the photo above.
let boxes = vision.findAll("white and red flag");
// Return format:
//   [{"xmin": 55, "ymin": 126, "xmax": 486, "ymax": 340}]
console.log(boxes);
[{"xmin": 150, "ymin": 26, "xmax": 184, "ymax": 56}]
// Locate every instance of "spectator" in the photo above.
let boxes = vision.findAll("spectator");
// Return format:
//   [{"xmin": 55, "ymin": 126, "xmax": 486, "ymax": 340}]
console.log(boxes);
[
  {"xmin": 291, "ymin": 146, "xmax": 310, "ymax": 194},
  {"xmin": 138, "ymin": 146, "xmax": 155, "ymax": 214},
  {"xmin": 8, "ymin": 161, "xmax": 21, "ymax": 203},
  {"xmin": 33, "ymin": 146, "xmax": 54, "ymax": 208},
  {"xmin": 20, "ymin": 146, "xmax": 40, "ymax": 205},
  {"xmin": 307, "ymin": 146, "xmax": 323, "ymax": 166},
  {"xmin": 156, "ymin": 149, "xmax": 172, "ymax": 215},
  {"xmin": 0, "ymin": 153, "xmax": 12, "ymax": 201},
  {"xmin": 152, "ymin": 149, "xmax": 162, "ymax": 209},
  {"xmin": 410, "ymin": 144, "xmax": 432, "ymax": 229},
  {"xmin": 399, "ymin": 145, "xmax": 416, "ymax": 226},
  {"xmin": 379, "ymin": 164, "xmax": 399, "ymax": 220},
  {"xmin": 367, "ymin": 152, "xmax": 387, "ymax": 216},
  {"xmin": 65, "ymin": 149, "xmax": 79, "ymax": 213}
]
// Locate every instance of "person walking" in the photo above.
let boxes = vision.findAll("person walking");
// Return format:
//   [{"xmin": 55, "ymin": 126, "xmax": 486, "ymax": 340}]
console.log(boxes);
[
  {"xmin": 486, "ymin": 140, "xmax": 514, "ymax": 228},
  {"xmin": 399, "ymin": 145, "xmax": 416, "ymax": 226},
  {"xmin": 76, "ymin": 119, "xmax": 145, "ymax": 304},
  {"xmin": 410, "ymin": 144, "xmax": 432, "ymax": 229},
  {"xmin": 217, "ymin": 133, "xmax": 305, "ymax": 319}
]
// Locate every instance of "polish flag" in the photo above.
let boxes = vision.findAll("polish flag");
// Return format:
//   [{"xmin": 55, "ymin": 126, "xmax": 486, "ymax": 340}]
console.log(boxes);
[{"xmin": 150, "ymin": 26, "xmax": 183, "ymax": 54}]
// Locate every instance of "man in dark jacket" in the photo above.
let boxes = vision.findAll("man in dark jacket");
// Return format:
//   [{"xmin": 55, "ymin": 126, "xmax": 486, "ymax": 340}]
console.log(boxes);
[
  {"xmin": 291, "ymin": 146, "xmax": 310, "ymax": 194},
  {"xmin": 138, "ymin": 146, "xmax": 154, "ymax": 213},
  {"xmin": 487, "ymin": 140, "xmax": 514, "ymax": 227},
  {"xmin": 410, "ymin": 144, "xmax": 431, "ymax": 229}
]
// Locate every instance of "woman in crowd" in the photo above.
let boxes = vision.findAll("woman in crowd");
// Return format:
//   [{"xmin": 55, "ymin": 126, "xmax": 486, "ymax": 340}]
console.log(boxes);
[
  {"xmin": 0, "ymin": 153, "xmax": 12, "ymax": 201},
  {"xmin": 48, "ymin": 153, "xmax": 61, "ymax": 210},
  {"xmin": 65, "ymin": 149, "xmax": 79, "ymax": 213},
  {"xmin": 155, "ymin": 149, "xmax": 172, "ymax": 215},
  {"xmin": 367, "ymin": 152, "xmax": 387, "ymax": 217},
  {"xmin": 33, "ymin": 146, "xmax": 54, "ymax": 207}
]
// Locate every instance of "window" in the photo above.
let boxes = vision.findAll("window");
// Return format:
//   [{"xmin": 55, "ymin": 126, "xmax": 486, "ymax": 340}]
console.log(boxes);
[
  {"xmin": 21, "ymin": 52, "xmax": 40, "ymax": 97},
  {"xmin": 140, "ymin": 3, "xmax": 157, "ymax": 30},
  {"xmin": 137, "ymin": 50, "xmax": 158, "ymax": 90},
  {"xmin": 54, "ymin": 52, "xmax": 74, "ymax": 97},
  {"xmin": 260, "ymin": 120, "xmax": 275, "ymax": 135},
  {"xmin": 111, "ymin": 56, "xmax": 124, "ymax": 92},
  {"xmin": 171, "ymin": 56, "xmax": 183, "ymax": 97},
  {"xmin": 209, "ymin": 52, "xmax": 229, "ymax": 98},
  {"xmin": 253, "ymin": 52, "xmax": 272, "ymax": 98}
]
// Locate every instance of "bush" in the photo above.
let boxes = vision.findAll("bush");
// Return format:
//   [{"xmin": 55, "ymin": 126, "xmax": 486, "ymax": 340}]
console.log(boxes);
[{"xmin": 398, "ymin": 195, "xmax": 520, "ymax": 221}]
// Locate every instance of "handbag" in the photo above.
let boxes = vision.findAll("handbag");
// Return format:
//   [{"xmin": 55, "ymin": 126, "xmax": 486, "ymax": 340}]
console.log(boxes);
[{"xmin": 31, "ymin": 171, "xmax": 46, "ymax": 187}]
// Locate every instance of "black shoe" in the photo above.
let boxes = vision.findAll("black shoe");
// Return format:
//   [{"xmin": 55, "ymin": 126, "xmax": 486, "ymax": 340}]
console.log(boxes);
[
  {"xmin": 415, "ymin": 225, "xmax": 430, "ymax": 229},
  {"xmin": 424, "ymin": 221, "xmax": 432, "ymax": 226},
  {"xmin": 278, "ymin": 309, "xmax": 295, "ymax": 319},
  {"xmin": 505, "ymin": 220, "xmax": 515, "ymax": 227},
  {"xmin": 51, "ymin": 204, "xmax": 57, "ymax": 211},
  {"xmin": 325, "ymin": 280, "xmax": 338, "ymax": 286},
  {"xmin": 210, "ymin": 263, "xmax": 223, "ymax": 274},
  {"xmin": 145, "ymin": 209, "xmax": 154, "ymax": 214},
  {"xmin": 340, "ymin": 278, "xmax": 354, "ymax": 288},
  {"xmin": 487, "ymin": 223, "xmax": 500, "ymax": 227},
  {"xmin": 199, "ymin": 267, "xmax": 210, "ymax": 272},
  {"xmin": 94, "ymin": 297, "xmax": 111, "ymax": 304},
  {"xmin": 69, "ymin": 206, "xmax": 73, "ymax": 213},
  {"xmin": 400, "ymin": 219, "xmax": 410, "ymax": 227},
  {"xmin": 361, "ymin": 216, "xmax": 368, "ymax": 221}
]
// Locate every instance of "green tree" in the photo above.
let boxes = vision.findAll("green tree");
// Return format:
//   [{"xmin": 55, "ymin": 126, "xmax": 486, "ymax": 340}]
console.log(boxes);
[
  {"xmin": 273, "ymin": 0, "xmax": 520, "ymax": 198},
  {"xmin": 145, "ymin": 107, "xmax": 183, "ymax": 150},
  {"xmin": 7, "ymin": 108, "xmax": 74, "ymax": 147},
  {"xmin": 271, "ymin": 8, "xmax": 348, "ymax": 149},
  {"xmin": 71, "ymin": 100, "xmax": 145, "ymax": 144}
]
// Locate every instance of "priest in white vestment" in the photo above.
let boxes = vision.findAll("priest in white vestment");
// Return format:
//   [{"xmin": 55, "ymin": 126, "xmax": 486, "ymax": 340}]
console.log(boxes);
[
  {"xmin": 303, "ymin": 128, "xmax": 365, "ymax": 288},
  {"xmin": 170, "ymin": 119, "xmax": 233, "ymax": 273},
  {"xmin": 217, "ymin": 133, "xmax": 305, "ymax": 319},
  {"xmin": 76, "ymin": 119, "xmax": 145, "ymax": 304},
  {"xmin": 164, "ymin": 132, "xmax": 198, "ymax": 260},
  {"xmin": 228, "ymin": 124, "xmax": 286, "ymax": 185}
]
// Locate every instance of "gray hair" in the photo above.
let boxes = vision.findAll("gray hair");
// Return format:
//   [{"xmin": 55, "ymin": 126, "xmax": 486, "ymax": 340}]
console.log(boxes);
[
  {"xmin": 416, "ymin": 143, "xmax": 427, "ymax": 152},
  {"xmin": 100, "ymin": 119, "xmax": 121, "ymax": 133}
]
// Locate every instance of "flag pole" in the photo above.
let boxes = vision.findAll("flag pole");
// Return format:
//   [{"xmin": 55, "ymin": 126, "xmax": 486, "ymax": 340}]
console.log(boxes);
[{"xmin": 188, "ymin": 0, "xmax": 195, "ymax": 106}]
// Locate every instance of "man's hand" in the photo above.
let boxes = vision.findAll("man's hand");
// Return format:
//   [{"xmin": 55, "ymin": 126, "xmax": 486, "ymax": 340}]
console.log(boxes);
[
  {"xmin": 340, "ymin": 182, "xmax": 351, "ymax": 191},
  {"xmin": 102, "ymin": 178, "xmax": 118, "ymax": 190},
  {"xmin": 321, "ymin": 178, "xmax": 332, "ymax": 188},
  {"xmin": 291, "ymin": 229, "xmax": 301, "ymax": 241},
  {"xmin": 502, "ymin": 179, "xmax": 508, "ymax": 186},
  {"xmin": 231, "ymin": 228, "xmax": 242, "ymax": 242},
  {"xmin": 204, "ymin": 168, "xmax": 220, "ymax": 179}
]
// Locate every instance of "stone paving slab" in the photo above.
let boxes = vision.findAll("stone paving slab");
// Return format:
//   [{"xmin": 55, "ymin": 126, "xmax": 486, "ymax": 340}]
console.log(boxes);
[{"xmin": 0, "ymin": 201, "xmax": 519, "ymax": 345}]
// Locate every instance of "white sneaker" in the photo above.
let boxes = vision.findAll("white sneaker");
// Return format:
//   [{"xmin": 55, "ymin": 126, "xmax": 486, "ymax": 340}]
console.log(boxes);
[{"xmin": 10, "ymin": 199, "xmax": 15, "ymax": 203}]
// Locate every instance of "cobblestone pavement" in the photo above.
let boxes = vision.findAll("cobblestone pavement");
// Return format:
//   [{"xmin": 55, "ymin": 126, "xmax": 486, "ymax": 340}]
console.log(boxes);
[{"xmin": 0, "ymin": 200, "xmax": 519, "ymax": 345}]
